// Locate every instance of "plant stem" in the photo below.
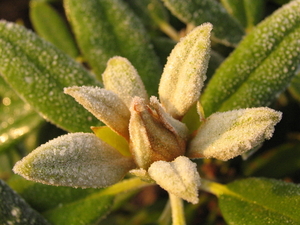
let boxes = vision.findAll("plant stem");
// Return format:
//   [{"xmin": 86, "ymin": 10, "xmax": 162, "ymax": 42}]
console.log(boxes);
[
  {"xmin": 169, "ymin": 193, "xmax": 186, "ymax": 225},
  {"xmin": 100, "ymin": 177, "xmax": 152, "ymax": 196},
  {"xmin": 159, "ymin": 21, "xmax": 180, "ymax": 41},
  {"xmin": 199, "ymin": 179, "xmax": 230, "ymax": 196}
]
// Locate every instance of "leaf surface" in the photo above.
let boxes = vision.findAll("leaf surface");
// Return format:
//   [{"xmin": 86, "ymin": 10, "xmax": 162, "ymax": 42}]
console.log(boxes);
[
  {"xmin": 243, "ymin": 143, "xmax": 300, "ymax": 178},
  {"xmin": 0, "ymin": 77, "xmax": 43, "ymax": 152},
  {"xmin": 43, "ymin": 193, "xmax": 114, "ymax": 225},
  {"xmin": 0, "ymin": 179, "xmax": 50, "ymax": 225},
  {"xmin": 0, "ymin": 21, "xmax": 102, "ymax": 132},
  {"xmin": 201, "ymin": 0, "xmax": 300, "ymax": 116},
  {"xmin": 42, "ymin": 177, "xmax": 149, "ymax": 225},
  {"xmin": 30, "ymin": 1, "xmax": 79, "ymax": 57},
  {"xmin": 64, "ymin": 0, "xmax": 162, "ymax": 95},
  {"xmin": 162, "ymin": 0, "xmax": 244, "ymax": 46},
  {"xmin": 214, "ymin": 178, "xmax": 300, "ymax": 225},
  {"xmin": 8, "ymin": 176, "xmax": 99, "ymax": 212},
  {"xmin": 220, "ymin": 0, "xmax": 265, "ymax": 30}
]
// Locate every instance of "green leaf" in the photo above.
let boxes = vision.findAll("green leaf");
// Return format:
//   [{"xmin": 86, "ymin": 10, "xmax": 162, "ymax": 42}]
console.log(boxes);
[
  {"xmin": 30, "ymin": 1, "xmax": 79, "ymax": 58},
  {"xmin": 220, "ymin": 0, "xmax": 265, "ymax": 31},
  {"xmin": 161, "ymin": 0, "xmax": 245, "ymax": 46},
  {"xmin": 8, "ymin": 176, "xmax": 99, "ymax": 212},
  {"xmin": 201, "ymin": 0, "xmax": 300, "ymax": 116},
  {"xmin": 42, "ymin": 178, "xmax": 150, "ymax": 225},
  {"xmin": 64, "ymin": 0, "xmax": 162, "ymax": 95},
  {"xmin": 0, "ymin": 179, "xmax": 51, "ymax": 225},
  {"xmin": 127, "ymin": 0, "xmax": 179, "ymax": 41},
  {"xmin": 0, "ymin": 21, "xmax": 102, "ymax": 132},
  {"xmin": 43, "ymin": 194, "xmax": 114, "ymax": 225},
  {"xmin": 0, "ymin": 76, "xmax": 43, "ymax": 153},
  {"xmin": 209, "ymin": 178, "xmax": 300, "ymax": 225},
  {"xmin": 243, "ymin": 143, "xmax": 300, "ymax": 178},
  {"xmin": 126, "ymin": 0, "xmax": 169, "ymax": 29}
]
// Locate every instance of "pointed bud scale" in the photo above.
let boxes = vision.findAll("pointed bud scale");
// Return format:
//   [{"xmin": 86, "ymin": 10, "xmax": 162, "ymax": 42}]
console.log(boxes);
[
  {"xmin": 150, "ymin": 96, "xmax": 189, "ymax": 141},
  {"xmin": 187, "ymin": 108, "xmax": 282, "ymax": 161},
  {"xmin": 102, "ymin": 56, "xmax": 148, "ymax": 108},
  {"xmin": 129, "ymin": 96, "xmax": 186, "ymax": 169},
  {"xmin": 148, "ymin": 156, "xmax": 201, "ymax": 204},
  {"xmin": 159, "ymin": 23, "xmax": 212, "ymax": 119},
  {"xmin": 64, "ymin": 86, "xmax": 130, "ymax": 140}
]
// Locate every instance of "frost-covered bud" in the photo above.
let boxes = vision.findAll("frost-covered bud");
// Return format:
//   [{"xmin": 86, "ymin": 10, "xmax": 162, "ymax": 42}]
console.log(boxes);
[
  {"xmin": 148, "ymin": 156, "xmax": 201, "ymax": 204},
  {"xmin": 129, "ymin": 96, "xmax": 186, "ymax": 169},
  {"xmin": 64, "ymin": 86, "xmax": 130, "ymax": 140},
  {"xmin": 187, "ymin": 107, "xmax": 282, "ymax": 161},
  {"xmin": 102, "ymin": 56, "xmax": 148, "ymax": 108},
  {"xmin": 159, "ymin": 23, "xmax": 212, "ymax": 119}
]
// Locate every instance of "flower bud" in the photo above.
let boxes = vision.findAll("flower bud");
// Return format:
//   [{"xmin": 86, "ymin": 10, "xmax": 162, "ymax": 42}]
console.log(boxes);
[{"xmin": 129, "ymin": 96, "xmax": 186, "ymax": 169}]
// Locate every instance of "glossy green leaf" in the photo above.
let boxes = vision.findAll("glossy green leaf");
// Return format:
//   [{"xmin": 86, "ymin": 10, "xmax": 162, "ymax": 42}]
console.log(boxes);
[
  {"xmin": 243, "ymin": 143, "xmax": 300, "ymax": 178},
  {"xmin": 44, "ymin": 194, "xmax": 114, "ymax": 225},
  {"xmin": 161, "ymin": 0, "xmax": 245, "ymax": 46},
  {"xmin": 211, "ymin": 178, "xmax": 300, "ymax": 225},
  {"xmin": 127, "ymin": 0, "xmax": 179, "ymax": 41},
  {"xmin": 0, "ymin": 107, "xmax": 43, "ymax": 153},
  {"xmin": 42, "ymin": 178, "xmax": 150, "ymax": 225},
  {"xmin": 126, "ymin": 0, "xmax": 169, "ymax": 29},
  {"xmin": 241, "ymin": 0, "xmax": 265, "ymax": 30},
  {"xmin": 8, "ymin": 176, "xmax": 99, "ymax": 212},
  {"xmin": 64, "ymin": 0, "xmax": 162, "ymax": 95},
  {"xmin": 0, "ymin": 76, "xmax": 43, "ymax": 152},
  {"xmin": 30, "ymin": 1, "xmax": 79, "ymax": 58},
  {"xmin": 0, "ymin": 21, "xmax": 102, "ymax": 132},
  {"xmin": 220, "ymin": 0, "xmax": 265, "ymax": 31},
  {"xmin": 201, "ymin": 0, "xmax": 300, "ymax": 116},
  {"xmin": 0, "ymin": 179, "xmax": 51, "ymax": 225}
]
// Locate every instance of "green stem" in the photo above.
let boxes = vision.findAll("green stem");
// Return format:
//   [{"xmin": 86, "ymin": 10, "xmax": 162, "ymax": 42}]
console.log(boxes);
[
  {"xmin": 100, "ymin": 177, "xmax": 152, "ymax": 196},
  {"xmin": 169, "ymin": 193, "xmax": 186, "ymax": 225},
  {"xmin": 199, "ymin": 179, "xmax": 231, "ymax": 196},
  {"xmin": 158, "ymin": 21, "xmax": 180, "ymax": 41}
]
